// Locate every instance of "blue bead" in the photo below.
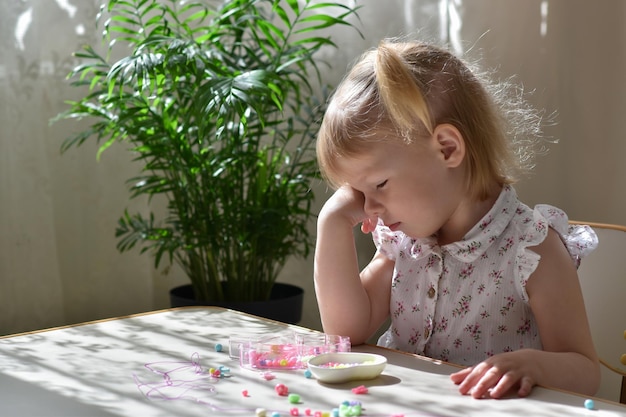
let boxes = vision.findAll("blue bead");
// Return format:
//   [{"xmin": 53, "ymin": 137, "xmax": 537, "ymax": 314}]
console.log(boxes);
[
  {"xmin": 584, "ymin": 399, "xmax": 595, "ymax": 410},
  {"xmin": 304, "ymin": 369, "xmax": 312, "ymax": 378},
  {"xmin": 215, "ymin": 343, "xmax": 223, "ymax": 352}
]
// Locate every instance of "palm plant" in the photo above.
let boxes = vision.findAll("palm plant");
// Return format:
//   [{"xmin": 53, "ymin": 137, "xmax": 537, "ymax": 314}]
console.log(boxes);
[{"xmin": 54, "ymin": 0, "xmax": 359, "ymax": 302}]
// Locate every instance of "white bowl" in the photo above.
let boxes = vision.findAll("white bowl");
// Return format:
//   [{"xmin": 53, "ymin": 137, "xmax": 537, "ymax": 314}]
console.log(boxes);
[{"xmin": 307, "ymin": 352, "xmax": 387, "ymax": 383}]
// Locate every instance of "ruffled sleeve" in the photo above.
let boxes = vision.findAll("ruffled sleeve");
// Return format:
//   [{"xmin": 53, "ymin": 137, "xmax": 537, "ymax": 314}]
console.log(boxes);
[
  {"xmin": 515, "ymin": 204, "xmax": 598, "ymax": 301},
  {"xmin": 535, "ymin": 204, "xmax": 599, "ymax": 268}
]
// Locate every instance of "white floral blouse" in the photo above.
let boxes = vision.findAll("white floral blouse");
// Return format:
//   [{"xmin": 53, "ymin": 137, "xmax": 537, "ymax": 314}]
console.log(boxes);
[{"xmin": 373, "ymin": 185, "xmax": 598, "ymax": 366}]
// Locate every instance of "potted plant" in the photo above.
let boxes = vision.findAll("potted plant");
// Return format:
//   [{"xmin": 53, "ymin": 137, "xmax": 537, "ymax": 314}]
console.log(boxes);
[{"xmin": 53, "ymin": 0, "xmax": 359, "ymax": 322}]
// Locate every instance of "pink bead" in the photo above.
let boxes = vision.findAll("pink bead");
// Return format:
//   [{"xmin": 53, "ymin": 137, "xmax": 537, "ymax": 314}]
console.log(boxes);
[
  {"xmin": 351, "ymin": 385, "xmax": 368, "ymax": 394},
  {"xmin": 262, "ymin": 371, "xmax": 276, "ymax": 381},
  {"xmin": 290, "ymin": 408, "xmax": 299, "ymax": 416},
  {"xmin": 275, "ymin": 383, "xmax": 289, "ymax": 396},
  {"xmin": 242, "ymin": 389, "xmax": 249, "ymax": 397}
]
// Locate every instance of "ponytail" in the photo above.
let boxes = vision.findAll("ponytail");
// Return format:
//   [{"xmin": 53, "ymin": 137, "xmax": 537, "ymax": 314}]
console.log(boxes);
[{"xmin": 375, "ymin": 42, "xmax": 433, "ymax": 137}]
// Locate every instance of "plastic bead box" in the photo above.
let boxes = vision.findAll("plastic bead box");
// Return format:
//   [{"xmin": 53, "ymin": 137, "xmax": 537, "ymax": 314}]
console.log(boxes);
[{"xmin": 230, "ymin": 332, "xmax": 351, "ymax": 370}]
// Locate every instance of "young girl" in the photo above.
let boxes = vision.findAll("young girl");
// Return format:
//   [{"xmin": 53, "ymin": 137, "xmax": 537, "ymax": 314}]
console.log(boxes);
[{"xmin": 314, "ymin": 39, "xmax": 600, "ymax": 399}]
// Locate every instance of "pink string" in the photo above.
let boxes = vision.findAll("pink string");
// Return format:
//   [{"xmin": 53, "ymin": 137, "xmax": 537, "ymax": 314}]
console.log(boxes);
[{"xmin": 134, "ymin": 353, "xmax": 220, "ymax": 404}]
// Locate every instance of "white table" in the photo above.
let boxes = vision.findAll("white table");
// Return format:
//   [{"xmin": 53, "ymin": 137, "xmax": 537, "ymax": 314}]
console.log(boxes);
[{"xmin": 0, "ymin": 307, "xmax": 625, "ymax": 417}]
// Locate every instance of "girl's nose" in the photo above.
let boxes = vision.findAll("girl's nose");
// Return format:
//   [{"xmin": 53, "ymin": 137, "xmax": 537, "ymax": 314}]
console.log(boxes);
[{"xmin": 363, "ymin": 195, "xmax": 383, "ymax": 217}]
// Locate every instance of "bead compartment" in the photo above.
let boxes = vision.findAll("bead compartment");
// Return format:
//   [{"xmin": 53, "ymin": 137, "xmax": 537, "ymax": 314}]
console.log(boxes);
[
  {"xmin": 233, "ymin": 332, "xmax": 351, "ymax": 370},
  {"xmin": 307, "ymin": 352, "xmax": 387, "ymax": 383}
]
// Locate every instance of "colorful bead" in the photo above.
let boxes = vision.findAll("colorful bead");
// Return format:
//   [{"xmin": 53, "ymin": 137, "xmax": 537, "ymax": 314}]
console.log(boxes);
[
  {"xmin": 338, "ymin": 401, "xmax": 362, "ymax": 416},
  {"xmin": 262, "ymin": 371, "xmax": 276, "ymax": 381},
  {"xmin": 303, "ymin": 369, "xmax": 312, "ymax": 379},
  {"xmin": 584, "ymin": 399, "xmax": 595, "ymax": 410},
  {"xmin": 275, "ymin": 383, "xmax": 289, "ymax": 396},
  {"xmin": 290, "ymin": 408, "xmax": 300, "ymax": 416},
  {"xmin": 242, "ymin": 389, "xmax": 249, "ymax": 397},
  {"xmin": 214, "ymin": 343, "xmax": 223, "ymax": 352},
  {"xmin": 256, "ymin": 408, "xmax": 267, "ymax": 417},
  {"xmin": 351, "ymin": 385, "xmax": 368, "ymax": 394},
  {"xmin": 288, "ymin": 393, "xmax": 301, "ymax": 404}
]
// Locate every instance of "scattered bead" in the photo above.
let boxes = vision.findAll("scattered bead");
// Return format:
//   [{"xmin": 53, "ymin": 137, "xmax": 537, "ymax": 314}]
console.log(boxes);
[
  {"xmin": 305, "ymin": 409, "xmax": 312, "ymax": 416},
  {"xmin": 288, "ymin": 393, "xmax": 301, "ymax": 404},
  {"xmin": 338, "ymin": 401, "xmax": 362, "ymax": 416},
  {"xmin": 261, "ymin": 371, "xmax": 276, "ymax": 381},
  {"xmin": 242, "ymin": 389, "xmax": 249, "ymax": 397},
  {"xmin": 275, "ymin": 383, "xmax": 289, "ymax": 396},
  {"xmin": 351, "ymin": 385, "xmax": 368, "ymax": 394},
  {"xmin": 215, "ymin": 343, "xmax": 223, "ymax": 352},
  {"xmin": 584, "ymin": 399, "xmax": 595, "ymax": 410},
  {"xmin": 256, "ymin": 408, "xmax": 267, "ymax": 417},
  {"xmin": 303, "ymin": 369, "xmax": 312, "ymax": 379},
  {"xmin": 271, "ymin": 413, "xmax": 280, "ymax": 417},
  {"xmin": 290, "ymin": 408, "xmax": 300, "ymax": 416}
]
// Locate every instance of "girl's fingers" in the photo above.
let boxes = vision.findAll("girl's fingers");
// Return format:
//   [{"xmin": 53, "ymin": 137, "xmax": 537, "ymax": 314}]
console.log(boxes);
[{"xmin": 360, "ymin": 217, "xmax": 377, "ymax": 234}]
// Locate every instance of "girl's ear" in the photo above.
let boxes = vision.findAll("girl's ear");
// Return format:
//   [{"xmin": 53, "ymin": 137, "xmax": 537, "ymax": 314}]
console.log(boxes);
[{"xmin": 433, "ymin": 123, "xmax": 465, "ymax": 168}]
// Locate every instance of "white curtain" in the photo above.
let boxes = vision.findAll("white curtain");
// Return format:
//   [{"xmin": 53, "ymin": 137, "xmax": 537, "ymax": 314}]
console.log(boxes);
[{"xmin": 1, "ymin": 0, "xmax": 625, "ymax": 335}]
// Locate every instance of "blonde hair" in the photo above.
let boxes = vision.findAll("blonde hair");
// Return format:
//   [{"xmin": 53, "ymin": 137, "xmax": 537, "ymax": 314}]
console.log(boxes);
[{"xmin": 317, "ymin": 40, "xmax": 547, "ymax": 200}]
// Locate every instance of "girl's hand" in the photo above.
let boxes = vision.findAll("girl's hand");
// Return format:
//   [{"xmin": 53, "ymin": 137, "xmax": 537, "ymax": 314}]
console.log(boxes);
[
  {"xmin": 320, "ymin": 185, "xmax": 378, "ymax": 234},
  {"xmin": 449, "ymin": 350, "xmax": 538, "ymax": 399}
]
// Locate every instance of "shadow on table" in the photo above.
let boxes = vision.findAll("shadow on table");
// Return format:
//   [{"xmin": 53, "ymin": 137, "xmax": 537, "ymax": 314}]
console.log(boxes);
[{"xmin": 0, "ymin": 373, "xmax": 120, "ymax": 417}]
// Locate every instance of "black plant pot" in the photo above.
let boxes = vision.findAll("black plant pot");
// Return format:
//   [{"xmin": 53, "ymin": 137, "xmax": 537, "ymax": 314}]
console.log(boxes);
[{"xmin": 169, "ymin": 283, "xmax": 304, "ymax": 324}]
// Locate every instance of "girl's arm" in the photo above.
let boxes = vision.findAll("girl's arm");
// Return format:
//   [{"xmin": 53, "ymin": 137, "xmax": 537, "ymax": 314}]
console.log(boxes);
[
  {"xmin": 451, "ymin": 228, "xmax": 601, "ymax": 398},
  {"xmin": 314, "ymin": 186, "xmax": 395, "ymax": 345}
]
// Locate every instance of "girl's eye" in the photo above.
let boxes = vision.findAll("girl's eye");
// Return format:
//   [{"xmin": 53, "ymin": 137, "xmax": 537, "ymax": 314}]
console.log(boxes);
[{"xmin": 376, "ymin": 180, "xmax": 388, "ymax": 189}]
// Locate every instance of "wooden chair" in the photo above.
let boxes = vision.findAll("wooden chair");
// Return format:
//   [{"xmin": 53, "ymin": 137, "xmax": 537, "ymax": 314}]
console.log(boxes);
[{"xmin": 571, "ymin": 221, "xmax": 626, "ymax": 403}]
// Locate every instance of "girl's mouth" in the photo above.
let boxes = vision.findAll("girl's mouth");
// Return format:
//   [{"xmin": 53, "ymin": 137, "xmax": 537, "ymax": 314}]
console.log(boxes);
[{"xmin": 387, "ymin": 222, "xmax": 401, "ymax": 231}]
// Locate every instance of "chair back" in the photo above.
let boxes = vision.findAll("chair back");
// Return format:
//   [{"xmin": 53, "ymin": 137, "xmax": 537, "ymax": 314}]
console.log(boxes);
[{"xmin": 573, "ymin": 221, "xmax": 626, "ymax": 403}]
